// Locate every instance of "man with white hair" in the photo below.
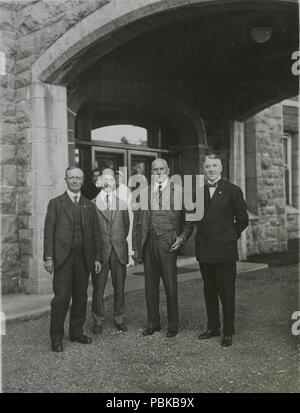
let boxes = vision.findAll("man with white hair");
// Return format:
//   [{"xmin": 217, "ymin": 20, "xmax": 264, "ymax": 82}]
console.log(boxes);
[{"xmin": 132, "ymin": 158, "xmax": 187, "ymax": 338}]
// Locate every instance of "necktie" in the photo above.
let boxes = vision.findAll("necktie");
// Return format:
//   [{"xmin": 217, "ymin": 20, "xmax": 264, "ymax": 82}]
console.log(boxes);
[
  {"xmin": 158, "ymin": 182, "xmax": 162, "ymax": 209},
  {"xmin": 74, "ymin": 195, "xmax": 78, "ymax": 203},
  {"xmin": 106, "ymin": 193, "xmax": 110, "ymax": 209}
]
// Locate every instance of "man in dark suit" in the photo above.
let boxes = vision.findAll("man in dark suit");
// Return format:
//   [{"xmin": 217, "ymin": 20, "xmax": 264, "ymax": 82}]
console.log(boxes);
[
  {"xmin": 44, "ymin": 166, "xmax": 101, "ymax": 352},
  {"xmin": 183, "ymin": 154, "xmax": 249, "ymax": 347},
  {"xmin": 91, "ymin": 168, "xmax": 130, "ymax": 334},
  {"xmin": 132, "ymin": 158, "xmax": 187, "ymax": 338}
]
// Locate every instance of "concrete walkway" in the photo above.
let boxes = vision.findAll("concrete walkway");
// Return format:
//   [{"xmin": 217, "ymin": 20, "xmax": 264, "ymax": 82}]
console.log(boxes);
[{"xmin": 1, "ymin": 257, "xmax": 267, "ymax": 323}]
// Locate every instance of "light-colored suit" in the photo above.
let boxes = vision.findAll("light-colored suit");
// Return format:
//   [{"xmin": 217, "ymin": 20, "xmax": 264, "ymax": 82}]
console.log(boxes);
[{"xmin": 91, "ymin": 193, "xmax": 130, "ymax": 327}]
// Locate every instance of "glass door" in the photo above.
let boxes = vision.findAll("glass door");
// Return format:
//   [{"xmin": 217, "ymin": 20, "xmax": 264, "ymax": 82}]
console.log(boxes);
[
  {"xmin": 128, "ymin": 150, "xmax": 158, "ymax": 183},
  {"xmin": 92, "ymin": 146, "xmax": 127, "ymax": 172}
]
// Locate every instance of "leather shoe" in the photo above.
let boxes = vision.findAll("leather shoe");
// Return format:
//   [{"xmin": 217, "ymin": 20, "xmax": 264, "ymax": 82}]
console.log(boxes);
[
  {"xmin": 51, "ymin": 343, "xmax": 63, "ymax": 352},
  {"xmin": 166, "ymin": 329, "xmax": 178, "ymax": 338},
  {"xmin": 70, "ymin": 335, "xmax": 92, "ymax": 344},
  {"xmin": 91, "ymin": 326, "xmax": 102, "ymax": 335},
  {"xmin": 221, "ymin": 336, "xmax": 232, "ymax": 347},
  {"xmin": 115, "ymin": 323, "xmax": 128, "ymax": 332},
  {"xmin": 198, "ymin": 329, "xmax": 220, "ymax": 340},
  {"xmin": 142, "ymin": 327, "xmax": 161, "ymax": 336}
]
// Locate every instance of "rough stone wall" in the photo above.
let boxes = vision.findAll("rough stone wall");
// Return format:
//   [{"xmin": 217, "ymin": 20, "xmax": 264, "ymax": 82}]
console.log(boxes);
[
  {"xmin": 0, "ymin": 2, "xmax": 21, "ymax": 293},
  {"xmin": 287, "ymin": 208, "xmax": 300, "ymax": 240},
  {"xmin": 245, "ymin": 104, "xmax": 288, "ymax": 255},
  {"xmin": 1, "ymin": 0, "xmax": 108, "ymax": 293}
]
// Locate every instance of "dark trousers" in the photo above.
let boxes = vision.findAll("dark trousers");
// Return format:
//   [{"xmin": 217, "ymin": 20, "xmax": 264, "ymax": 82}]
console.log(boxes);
[
  {"xmin": 199, "ymin": 262, "xmax": 236, "ymax": 336},
  {"xmin": 50, "ymin": 246, "xmax": 89, "ymax": 344},
  {"xmin": 91, "ymin": 248, "xmax": 126, "ymax": 326},
  {"xmin": 142, "ymin": 230, "xmax": 178, "ymax": 331}
]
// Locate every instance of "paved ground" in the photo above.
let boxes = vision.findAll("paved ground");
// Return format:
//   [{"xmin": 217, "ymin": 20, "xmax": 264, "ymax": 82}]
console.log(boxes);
[{"xmin": 2, "ymin": 264, "xmax": 300, "ymax": 393}]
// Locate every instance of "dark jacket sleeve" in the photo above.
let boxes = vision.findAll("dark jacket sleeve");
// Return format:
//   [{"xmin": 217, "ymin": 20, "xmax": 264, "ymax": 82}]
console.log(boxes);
[
  {"xmin": 132, "ymin": 209, "xmax": 139, "ymax": 251},
  {"xmin": 232, "ymin": 185, "xmax": 249, "ymax": 238},
  {"xmin": 43, "ymin": 199, "xmax": 56, "ymax": 261}
]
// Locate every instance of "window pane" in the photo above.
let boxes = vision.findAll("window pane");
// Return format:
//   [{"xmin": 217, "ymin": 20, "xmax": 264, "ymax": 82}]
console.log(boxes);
[{"xmin": 91, "ymin": 125, "xmax": 147, "ymax": 146}]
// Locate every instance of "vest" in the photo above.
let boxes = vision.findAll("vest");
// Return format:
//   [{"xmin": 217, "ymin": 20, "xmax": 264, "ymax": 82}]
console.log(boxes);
[
  {"xmin": 149, "ymin": 189, "xmax": 173, "ymax": 236},
  {"xmin": 70, "ymin": 201, "xmax": 83, "ymax": 248}
]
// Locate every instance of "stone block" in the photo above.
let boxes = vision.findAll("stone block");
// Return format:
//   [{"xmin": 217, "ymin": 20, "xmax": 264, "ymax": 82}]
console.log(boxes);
[
  {"xmin": 0, "ymin": 164, "xmax": 17, "ymax": 186},
  {"xmin": 0, "ymin": 242, "xmax": 19, "ymax": 271},
  {"xmin": 0, "ymin": 120, "xmax": 17, "ymax": 144},
  {"xmin": 17, "ymin": 214, "xmax": 34, "ymax": 229},
  {"xmin": 0, "ymin": 187, "xmax": 17, "ymax": 214},
  {"xmin": 0, "ymin": 144, "xmax": 16, "ymax": 165},
  {"xmin": 15, "ymin": 70, "xmax": 32, "ymax": 88},
  {"xmin": 16, "ymin": 191, "xmax": 32, "ymax": 215},
  {"xmin": 19, "ymin": 229, "xmax": 33, "ymax": 256},
  {"xmin": 17, "ymin": 170, "xmax": 32, "ymax": 186},
  {"xmin": 1, "ymin": 272, "xmax": 22, "ymax": 294},
  {"xmin": 16, "ymin": 143, "xmax": 32, "ymax": 166},
  {"xmin": 1, "ymin": 215, "xmax": 18, "ymax": 243}
]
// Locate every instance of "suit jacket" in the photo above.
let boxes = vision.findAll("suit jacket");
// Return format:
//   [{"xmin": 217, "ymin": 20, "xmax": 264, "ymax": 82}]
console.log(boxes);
[
  {"xmin": 132, "ymin": 182, "xmax": 187, "ymax": 261},
  {"xmin": 182, "ymin": 179, "xmax": 249, "ymax": 263},
  {"xmin": 43, "ymin": 192, "xmax": 101, "ymax": 271},
  {"xmin": 92, "ymin": 194, "xmax": 130, "ymax": 266}
]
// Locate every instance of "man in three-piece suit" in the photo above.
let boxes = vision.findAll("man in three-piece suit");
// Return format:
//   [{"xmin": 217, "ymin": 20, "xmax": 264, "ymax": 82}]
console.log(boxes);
[
  {"xmin": 91, "ymin": 168, "xmax": 130, "ymax": 334},
  {"xmin": 132, "ymin": 158, "xmax": 187, "ymax": 338},
  {"xmin": 44, "ymin": 166, "xmax": 101, "ymax": 352},
  {"xmin": 184, "ymin": 154, "xmax": 249, "ymax": 347}
]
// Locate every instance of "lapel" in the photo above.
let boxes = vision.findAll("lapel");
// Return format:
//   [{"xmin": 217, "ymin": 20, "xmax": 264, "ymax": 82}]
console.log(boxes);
[
  {"xmin": 95, "ymin": 194, "xmax": 109, "ymax": 222},
  {"xmin": 79, "ymin": 193, "xmax": 89, "ymax": 224},
  {"xmin": 110, "ymin": 193, "xmax": 118, "ymax": 224},
  {"xmin": 162, "ymin": 182, "xmax": 171, "ymax": 209},
  {"xmin": 60, "ymin": 192, "xmax": 73, "ymax": 222},
  {"xmin": 202, "ymin": 179, "xmax": 227, "ymax": 228}
]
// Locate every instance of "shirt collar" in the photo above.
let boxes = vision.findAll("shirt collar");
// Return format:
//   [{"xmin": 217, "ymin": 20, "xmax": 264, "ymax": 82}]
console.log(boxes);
[
  {"xmin": 100, "ymin": 189, "xmax": 113, "ymax": 201},
  {"xmin": 154, "ymin": 177, "xmax": 169, "ymax": 192},
  {"xmin": 67, "ymin": 189, "xmax": 81, "ymax": 202}
]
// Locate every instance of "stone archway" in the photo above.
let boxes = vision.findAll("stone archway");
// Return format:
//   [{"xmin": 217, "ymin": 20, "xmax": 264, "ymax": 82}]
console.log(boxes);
[{"xmin": 32, "ymin": 0, "xmax": 298, "ymax": 87}]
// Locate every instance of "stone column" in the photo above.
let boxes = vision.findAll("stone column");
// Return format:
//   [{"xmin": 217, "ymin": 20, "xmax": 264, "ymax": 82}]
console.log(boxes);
[
  {"xmin": 24, "ymin": 82, "xmax": 68, "ymax": 294},
  {"xmin": 244, "ymin": 104, "xmax": 287, "ymax": 255},
  {"xmin": 229, "ymin": 120, "xmax": 247, "ymax": 261}
]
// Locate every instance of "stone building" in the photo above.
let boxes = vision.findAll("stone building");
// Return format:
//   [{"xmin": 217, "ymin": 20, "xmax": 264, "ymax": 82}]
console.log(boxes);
[{"xmin": 0, "ymin": 0, "xmax": 299, "ymax": 294}]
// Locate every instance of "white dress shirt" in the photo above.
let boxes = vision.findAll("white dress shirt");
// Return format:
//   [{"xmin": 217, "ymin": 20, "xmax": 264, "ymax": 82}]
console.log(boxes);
[
  {"xmin": 96, "ymin": 189, "xmax": 114, "ymax": 210},
  {"xmin": 207, "ymin": 177, "xmax": 221, "ymax": 198},
  {"xmin": 67, "ymin": 189, "xmax": 81, "ymax": 203},
  {"xmin": 153, "ymin": 177, "xmax": 169, "ymax": 192}
]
